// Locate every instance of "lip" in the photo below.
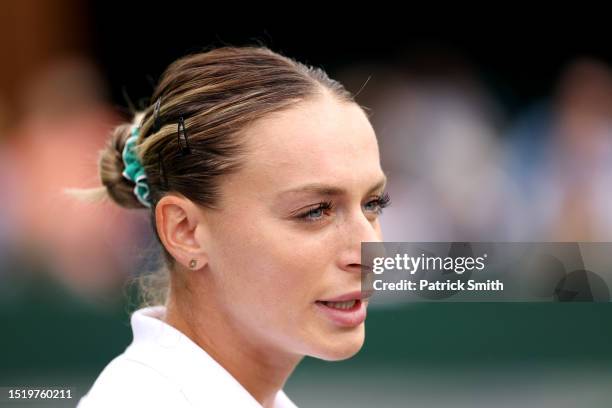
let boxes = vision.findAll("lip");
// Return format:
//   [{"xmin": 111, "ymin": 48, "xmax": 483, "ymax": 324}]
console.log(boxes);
[
  {"xmin": 315, "ymin": 298, "xmax": 367, "ymax": 327},
  {"xmin": 318, "ymin": 290, "xmax": 373, "ymax": 302}
]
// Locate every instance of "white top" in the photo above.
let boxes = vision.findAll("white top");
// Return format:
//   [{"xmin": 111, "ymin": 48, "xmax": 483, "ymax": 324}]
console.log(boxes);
[{"xmin": 78, "ymin": 306, "xmax": 299, "ymax": 408}]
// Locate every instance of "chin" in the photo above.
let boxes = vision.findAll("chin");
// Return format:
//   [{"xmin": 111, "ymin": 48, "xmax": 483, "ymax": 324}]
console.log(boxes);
[{"xmin": 311, "ymin": 323, "xmax": 366, "ymax": 361}]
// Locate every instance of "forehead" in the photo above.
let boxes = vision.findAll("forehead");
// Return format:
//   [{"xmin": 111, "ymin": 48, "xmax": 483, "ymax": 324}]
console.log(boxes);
[{"xmin": 238, "ymin": 95, "xmax": 382, "ymax": 193}]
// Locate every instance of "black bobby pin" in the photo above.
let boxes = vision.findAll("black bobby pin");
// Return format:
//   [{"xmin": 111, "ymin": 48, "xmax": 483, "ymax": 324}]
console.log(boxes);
[
  {"xmin": 152, "ymin": 97, "xmax": 162, "ymax": 133},
  {"xmin": 177, "ymin": 116, "xmax": 191, "ymax": 156}
]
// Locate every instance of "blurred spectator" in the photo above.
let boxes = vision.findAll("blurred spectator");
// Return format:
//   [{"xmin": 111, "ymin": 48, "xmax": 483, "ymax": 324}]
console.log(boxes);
[
  {"xmin": 0, "ymin": 56, "xmax": 152, "ymax": 298},
  {"xmin": 505, "ymin": 58, "xmax": 612, "ymax": 241}
]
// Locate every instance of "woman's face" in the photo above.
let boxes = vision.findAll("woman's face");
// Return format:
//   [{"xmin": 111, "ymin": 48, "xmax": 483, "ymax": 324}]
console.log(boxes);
[{"xmin": 200, "ymin": 93, "xmax": 386, "ymax": 361}]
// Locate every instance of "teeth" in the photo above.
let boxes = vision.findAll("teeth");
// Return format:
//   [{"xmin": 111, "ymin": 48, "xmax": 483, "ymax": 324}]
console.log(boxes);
[{"xmin": 324, "ymin": 300, "xmax": 356, "ymax": 310}]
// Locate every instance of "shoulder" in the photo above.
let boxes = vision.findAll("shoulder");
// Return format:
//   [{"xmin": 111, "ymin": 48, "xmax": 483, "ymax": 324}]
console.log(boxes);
[{"xmin": 77, "ymin": 355, "xmax": 191, "ymax": 408}]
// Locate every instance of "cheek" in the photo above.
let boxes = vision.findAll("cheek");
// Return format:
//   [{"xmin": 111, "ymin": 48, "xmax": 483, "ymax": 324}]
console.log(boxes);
[
  {"xmin": 206, "ymin": 213, "xmax": 366, "ymax": 358},
  {"xmin": 207, "ymin": 213, "xmax": 333, "ymax": 319}
]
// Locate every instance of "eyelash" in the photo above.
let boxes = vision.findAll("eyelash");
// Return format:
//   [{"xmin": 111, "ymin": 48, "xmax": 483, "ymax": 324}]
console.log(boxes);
[{"xmin": 297, "ymin": 192, "xmax": 392, "ymax": 223}]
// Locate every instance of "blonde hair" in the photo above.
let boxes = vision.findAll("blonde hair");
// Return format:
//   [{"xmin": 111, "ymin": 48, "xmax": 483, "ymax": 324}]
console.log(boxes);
[{"xmin": 66, "ymin": 45, "xmax": 356, "ymax": 306}]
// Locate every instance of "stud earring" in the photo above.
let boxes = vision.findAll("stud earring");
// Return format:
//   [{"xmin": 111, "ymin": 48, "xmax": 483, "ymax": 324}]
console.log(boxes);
[{"xmin": 189, "ymin": 259, "xmax": 197, "ymax": 269}]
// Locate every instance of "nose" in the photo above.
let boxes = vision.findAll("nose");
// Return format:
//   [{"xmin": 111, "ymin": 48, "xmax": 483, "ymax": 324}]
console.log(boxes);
[{"xmin": 337, "ymin": 209, "xmax": 383, "ymax": 272}]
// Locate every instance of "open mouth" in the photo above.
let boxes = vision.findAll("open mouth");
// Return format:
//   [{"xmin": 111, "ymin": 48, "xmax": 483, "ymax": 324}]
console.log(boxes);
[
  {"xmin": 315, "ymin": 299, "xmax": 362, "ymax": 311},
  {"xmin": 314, "ymin": 298, "xmax": 367, "ymax": 327}
]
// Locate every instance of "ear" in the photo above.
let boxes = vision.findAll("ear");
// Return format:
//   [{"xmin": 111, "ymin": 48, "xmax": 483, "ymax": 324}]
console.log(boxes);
[{"xmin": 154, "ymin": 193, "xmax": 209, "ymax": 270}]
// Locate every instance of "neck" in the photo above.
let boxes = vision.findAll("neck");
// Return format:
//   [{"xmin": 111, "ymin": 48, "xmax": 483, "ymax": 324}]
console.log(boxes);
[{"xmin": 163, "ymin": 282, "xmax": 302, "ymax": 408}]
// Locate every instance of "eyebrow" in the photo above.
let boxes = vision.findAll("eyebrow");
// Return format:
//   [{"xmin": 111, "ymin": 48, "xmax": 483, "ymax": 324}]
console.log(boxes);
[{"xmin": 278, "ymin": 175, "xmax": 387, "ymax": 198}]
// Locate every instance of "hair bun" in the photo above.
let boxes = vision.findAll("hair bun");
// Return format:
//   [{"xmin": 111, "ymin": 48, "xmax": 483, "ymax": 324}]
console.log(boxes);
[{"xmin": 99, "ymin": 115, "xmax": 147, "ymax": 209}]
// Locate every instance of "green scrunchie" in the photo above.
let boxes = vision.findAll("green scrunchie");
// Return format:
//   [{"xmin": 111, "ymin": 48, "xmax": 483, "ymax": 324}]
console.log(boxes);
[{"xmin": 121, "ymin": 125, "xmax": 151, "ymax": 208}]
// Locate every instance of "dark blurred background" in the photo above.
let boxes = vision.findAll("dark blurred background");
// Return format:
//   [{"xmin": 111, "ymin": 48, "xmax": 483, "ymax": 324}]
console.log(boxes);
[{"xmin": 1, "ymin": 2, "xmax": 612, "ymax": 406}]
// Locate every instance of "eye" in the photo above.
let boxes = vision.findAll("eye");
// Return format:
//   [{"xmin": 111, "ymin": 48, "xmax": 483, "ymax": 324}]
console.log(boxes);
[
  {"xmin": 364, "ymin": 192, "xmax": 391, "ymax": 215},
  {"xmin": 296, "ymin": 201, "xmax": 334, "ymax": 223}
]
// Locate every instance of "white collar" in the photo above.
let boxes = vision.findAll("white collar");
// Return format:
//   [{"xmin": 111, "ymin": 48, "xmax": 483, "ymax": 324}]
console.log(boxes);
[{"xmin": 124, "ymin": 305, "xmax": 298, "ymax": 408}]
